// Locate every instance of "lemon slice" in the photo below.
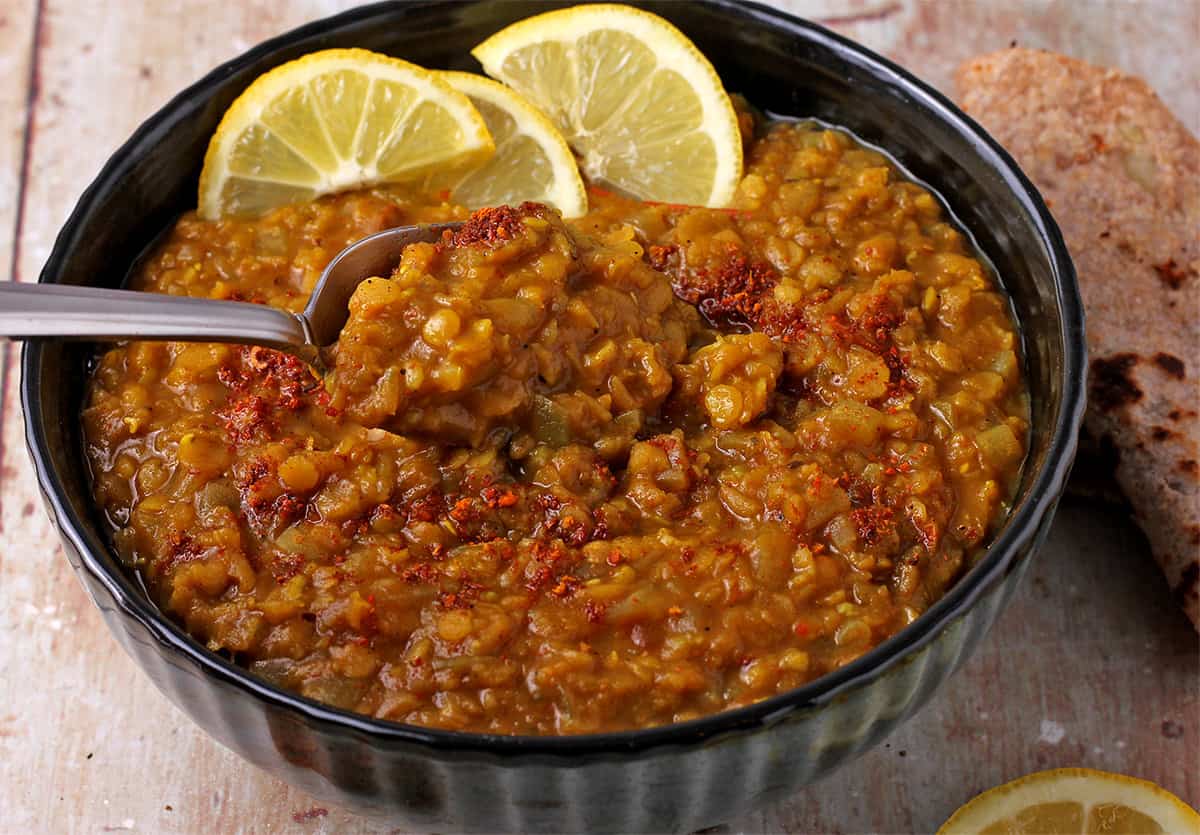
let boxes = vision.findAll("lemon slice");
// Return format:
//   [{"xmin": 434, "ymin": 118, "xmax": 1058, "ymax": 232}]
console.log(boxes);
[
  {"xmin": 198, "ymin": 48, "xmax": 493, "ymax": 219},
  {"xmin": 471, "ymin": 3, "xmax": 743, "ymax": 207},
  {"xmin": 433, "ymin": 71, "xmax": 587, "ymax": 217},
  {"xmin": 938, "ymin": 768, "xmax": 1199, "ymax": 834}
]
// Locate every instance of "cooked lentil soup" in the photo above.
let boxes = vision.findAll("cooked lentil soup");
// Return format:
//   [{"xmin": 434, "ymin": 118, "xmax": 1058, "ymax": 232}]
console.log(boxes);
[{"xmin": 84, "ymin": 121, "xmax": 1028, "ymax": 734}]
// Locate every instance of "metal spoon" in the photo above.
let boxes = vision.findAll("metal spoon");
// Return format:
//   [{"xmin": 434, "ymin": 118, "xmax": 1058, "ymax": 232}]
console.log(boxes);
[{"xmin": 0, "ymin": 221, "xmax": 461, "ymax": 367}]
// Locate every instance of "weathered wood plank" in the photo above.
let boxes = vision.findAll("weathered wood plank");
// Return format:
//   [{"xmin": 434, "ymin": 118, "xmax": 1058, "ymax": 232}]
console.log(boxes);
[
  {"xmin": 0, "ymin": 3, "xmax": 362, "ymax": 831},
  {"xmin": 0, "ymin": 0, "xmax": 39, "ymax": 523},
  {"xmin": 0, "ymin": 0, "xmax": 51, "ymax": 820},
  {"xmin": 0, "ymin": 1, "xmax": 1196, "ymax": 833},
  {"xmin": 0, "ymin": 1, "xmax": 36, "ymax": 279}
]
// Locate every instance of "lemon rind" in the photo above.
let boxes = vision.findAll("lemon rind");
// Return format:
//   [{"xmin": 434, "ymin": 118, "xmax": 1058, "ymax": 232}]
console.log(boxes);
[
  {"xmin": 198, "ymin": 48, "xmax": 494, "ymax": 219},
  {"xmin": 938, "ymin": 768, "xmax": 1200, "ymax": 834},
  {"xmin": 471, "ymin": 3, "xmax": 742, "ymax": 208},
  {"xmin": 439, "ymin": 71, "xmax": 588, "ymax": 218}
]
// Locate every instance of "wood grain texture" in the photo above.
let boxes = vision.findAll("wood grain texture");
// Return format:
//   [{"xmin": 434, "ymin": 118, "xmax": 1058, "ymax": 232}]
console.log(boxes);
[{"xmin": 0, "ymin": 1, "xmax": 1196, "ymax": 833}]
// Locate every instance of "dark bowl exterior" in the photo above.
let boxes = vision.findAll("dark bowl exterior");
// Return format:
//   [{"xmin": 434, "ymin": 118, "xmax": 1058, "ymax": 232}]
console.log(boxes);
[{"xmin": 21, "ymin": 1, "xmax": 1086, "ymax": 831}]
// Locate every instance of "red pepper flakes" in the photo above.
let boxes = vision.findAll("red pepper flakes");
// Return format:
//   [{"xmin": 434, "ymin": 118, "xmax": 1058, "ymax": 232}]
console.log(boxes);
[
  {"xmin": 525, "ymin": 563, "xmax": 555, "ymax": 592},
  {"xmin": 852, "ymin": 505, "xmax": 896, "ymax": 546},
  {"xmin": 482, "ymin": 485, "xmax": 520, "ymax": 509},
  {"xmin": 550, "ymin": 575, "xmax": 582, "ymax": 598},
  {"xmin": 673, "ymin": 245, "xmax": 778, "ymax": 331},
  {"xmin": 856, "ymin": 294, "xmax": 903, "ymax": 344},
  {"xmin": 221, "ymin": 393, "xmax": 275, "ymax": 442},
  {"xmin": 605, "ymin": 548, "xmax": 624, "ymax": 566},
  {"xmin": 449, "ymin": 497, "xmax": 477, "ymax": 523},
  {"xmin": 915, "ymin": 520, "xmax": 940, "ymax": 552},
  {"xmin": 448, "ymin": 203, "xmax": 547, "ymax": 249},
  {"xmin": 559, "ymin": 515, "xmax": 591, "ymax": 547},
  {"xmin": 647, "ymin": 244, "xmax": 678, "ymax": 273},
  {"xmin": 836, "ymin": 471, "xmax": 874, "ymax": 507},
  {"xmin": 219, "ymin": 346, "xmax": 331, "ymax": 431},
  {"xmin": 956, "ymin": 524, "xmax": 982, "ymax": 543},
  {"xmin": 236, "ymin": 454, "xmax": 306, "ymax": 535},
  {"xmin": 591, "ymin": 507, "xmax": 611, "ymax": 541},
  {"xmin": 532, "ymin": 493, "xmax": 563, "ymax": 513},
  {"xmin": 226, "ymin": 290, "xmax": 268, "ymax": 305},
  {"xmin": 272, "ymin": 494, "xmax": 306, "ymax": 529},
  {"xmin": 340, "ymin": 516, "xmax": 369, "ymax": 538},
  {"xmin": 369, "ymin": 502, "xmax": 405, "ymax": 528},
  {"xmin": 793, "ymin": 622, "xmax": 811, "ymax": 637},
  {"xmin": 270, "ymin": 552, "xmax": 306, "ymax": 584},
  {"xmin": 667, "ymin": 606, "xmax": 684, "ymax": 617},
  {"xmin": 236, "ymin": 457, "xmax": 272, "ymax": 490},
  {"xmin": 592, "ymin": 459, "xmax": 618, "ymax": 487},
  {"xmin": 400, "ymin": 562, "xmax": 439, "ymax": 584},
  {"xmin": 161, "ymin": 531, "xmax": 206, "ymax": 572},
  {"xmin": 409, "ymin": 491, "xmax": 445, "ymax": 523},
  {"xmin": 246, "ymin": 346, "xmax": 326, "ymax": 410},
  {"xmin": 882, "ymin": 346, "xmax": 912, "ymax": 396},
  {"xmin": 531, "ymin": 539, "xmax": 566, "ymax": 565},
  {"xmin": 482, "ymin": 540, "xmax": 516, "ymax": 561},
  {"xmin": 807, "ymin": 473, "xmax": 825, "ymax": 497},
  {"xmin": 584, "ymin": 600, "xmax": 607, "ymax": 623},
  {"xmin": 439, "ymin": 579, "xmax": 481, "ymax": 610},
  {"xmin": 648, "ymin": 435, "xmax": 681, "ymax": 453}
]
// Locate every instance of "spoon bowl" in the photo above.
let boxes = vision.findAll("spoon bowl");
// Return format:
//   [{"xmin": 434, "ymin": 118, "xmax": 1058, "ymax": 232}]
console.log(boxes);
[{"xmin": 302, "ymin": 221, "xmax": 461, "ymax": 349}]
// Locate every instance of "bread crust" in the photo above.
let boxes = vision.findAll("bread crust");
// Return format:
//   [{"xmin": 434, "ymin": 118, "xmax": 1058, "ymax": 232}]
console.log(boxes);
[{"xmin": 956, "ymin": 47, "xmax": 1199, "ymax": 627}]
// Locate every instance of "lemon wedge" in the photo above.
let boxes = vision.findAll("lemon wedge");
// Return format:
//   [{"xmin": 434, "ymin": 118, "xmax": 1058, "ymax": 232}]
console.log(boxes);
[
  {"xmin": 938, "ymin": 768, "xmax": 1199, "ymax": 834},
  {"xmin": 471, "ymin": 3, "xmax": 743, "ymax": 207},
  {"xmin": 433, "ymin": 71, "xmax": 587, "ymax": 217},
  {"xmin": 198, "ymin": 48, "xmax": 493, "ymax": 219}
]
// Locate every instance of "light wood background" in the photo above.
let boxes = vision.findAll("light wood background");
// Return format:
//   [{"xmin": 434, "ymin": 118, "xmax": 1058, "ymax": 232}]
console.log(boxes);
[{"xmin": 0, "ymin": 1, "xmax": 1196, "ymax": 833}]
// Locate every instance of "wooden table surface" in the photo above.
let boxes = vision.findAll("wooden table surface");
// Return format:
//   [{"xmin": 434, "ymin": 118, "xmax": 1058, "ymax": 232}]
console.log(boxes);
[{"xmin": 0, "ymin": 2, "xmax": 1196, "ymax": 832}]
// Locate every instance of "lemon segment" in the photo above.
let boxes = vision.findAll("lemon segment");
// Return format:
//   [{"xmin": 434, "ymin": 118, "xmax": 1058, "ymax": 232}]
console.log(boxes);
[
  {"xmin": 938, "ymin": 768, "xmax": 1200, "ymax": 835},
  {"xmin": 432, "ymin": 71, "xmax": 587, "ymax": 218},
  {"xmin": 198, "ymin": 49, "xmax": 494, "ymax": 219},
  {"xmin": 471, "ymin": 3, "xmax": 743, "ymax": 207}
]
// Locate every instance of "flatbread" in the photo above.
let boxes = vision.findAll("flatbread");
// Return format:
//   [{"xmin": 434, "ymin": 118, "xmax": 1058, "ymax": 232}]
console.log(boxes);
[{"xmin": 955, "ymin": 48, "xmax": 1199, "ymax": 628}]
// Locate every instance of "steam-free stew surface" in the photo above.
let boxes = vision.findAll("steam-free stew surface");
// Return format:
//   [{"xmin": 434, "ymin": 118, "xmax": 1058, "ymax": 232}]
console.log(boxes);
[{"xmin": 83, "ymin": 122, "xmax": 1028, "ymax": 734}]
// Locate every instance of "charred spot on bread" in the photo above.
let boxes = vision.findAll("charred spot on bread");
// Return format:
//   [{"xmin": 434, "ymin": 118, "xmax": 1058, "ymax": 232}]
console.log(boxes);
[
  {"xmin": 1090, "ymin": 353, "xmax": 1143, "ymax": 411},
  {"xmin": 1153, "ymin": 258, "xmax": 1189, "ymax": 290},
  {"xmin": 1152, "ymin": 352, "xmax": 1186, "ymax": 379}
]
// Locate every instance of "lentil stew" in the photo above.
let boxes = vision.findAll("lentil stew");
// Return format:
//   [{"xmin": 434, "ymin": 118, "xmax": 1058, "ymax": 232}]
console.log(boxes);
[{"xmin": 83, "ymin": 121, "xmax": 1028, "ymax": 734}]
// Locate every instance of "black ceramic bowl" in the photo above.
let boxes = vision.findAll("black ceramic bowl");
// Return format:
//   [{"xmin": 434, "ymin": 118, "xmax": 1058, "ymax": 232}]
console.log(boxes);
[{"xmin": 23, "ymin": 1, "xmax": 1085, "ymax": 831}]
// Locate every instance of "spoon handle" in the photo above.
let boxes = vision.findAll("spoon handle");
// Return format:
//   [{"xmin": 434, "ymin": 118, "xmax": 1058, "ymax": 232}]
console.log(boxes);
[{"xmin": 0, "ymin": 282, "xmax": 312, "ymax": 351}]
